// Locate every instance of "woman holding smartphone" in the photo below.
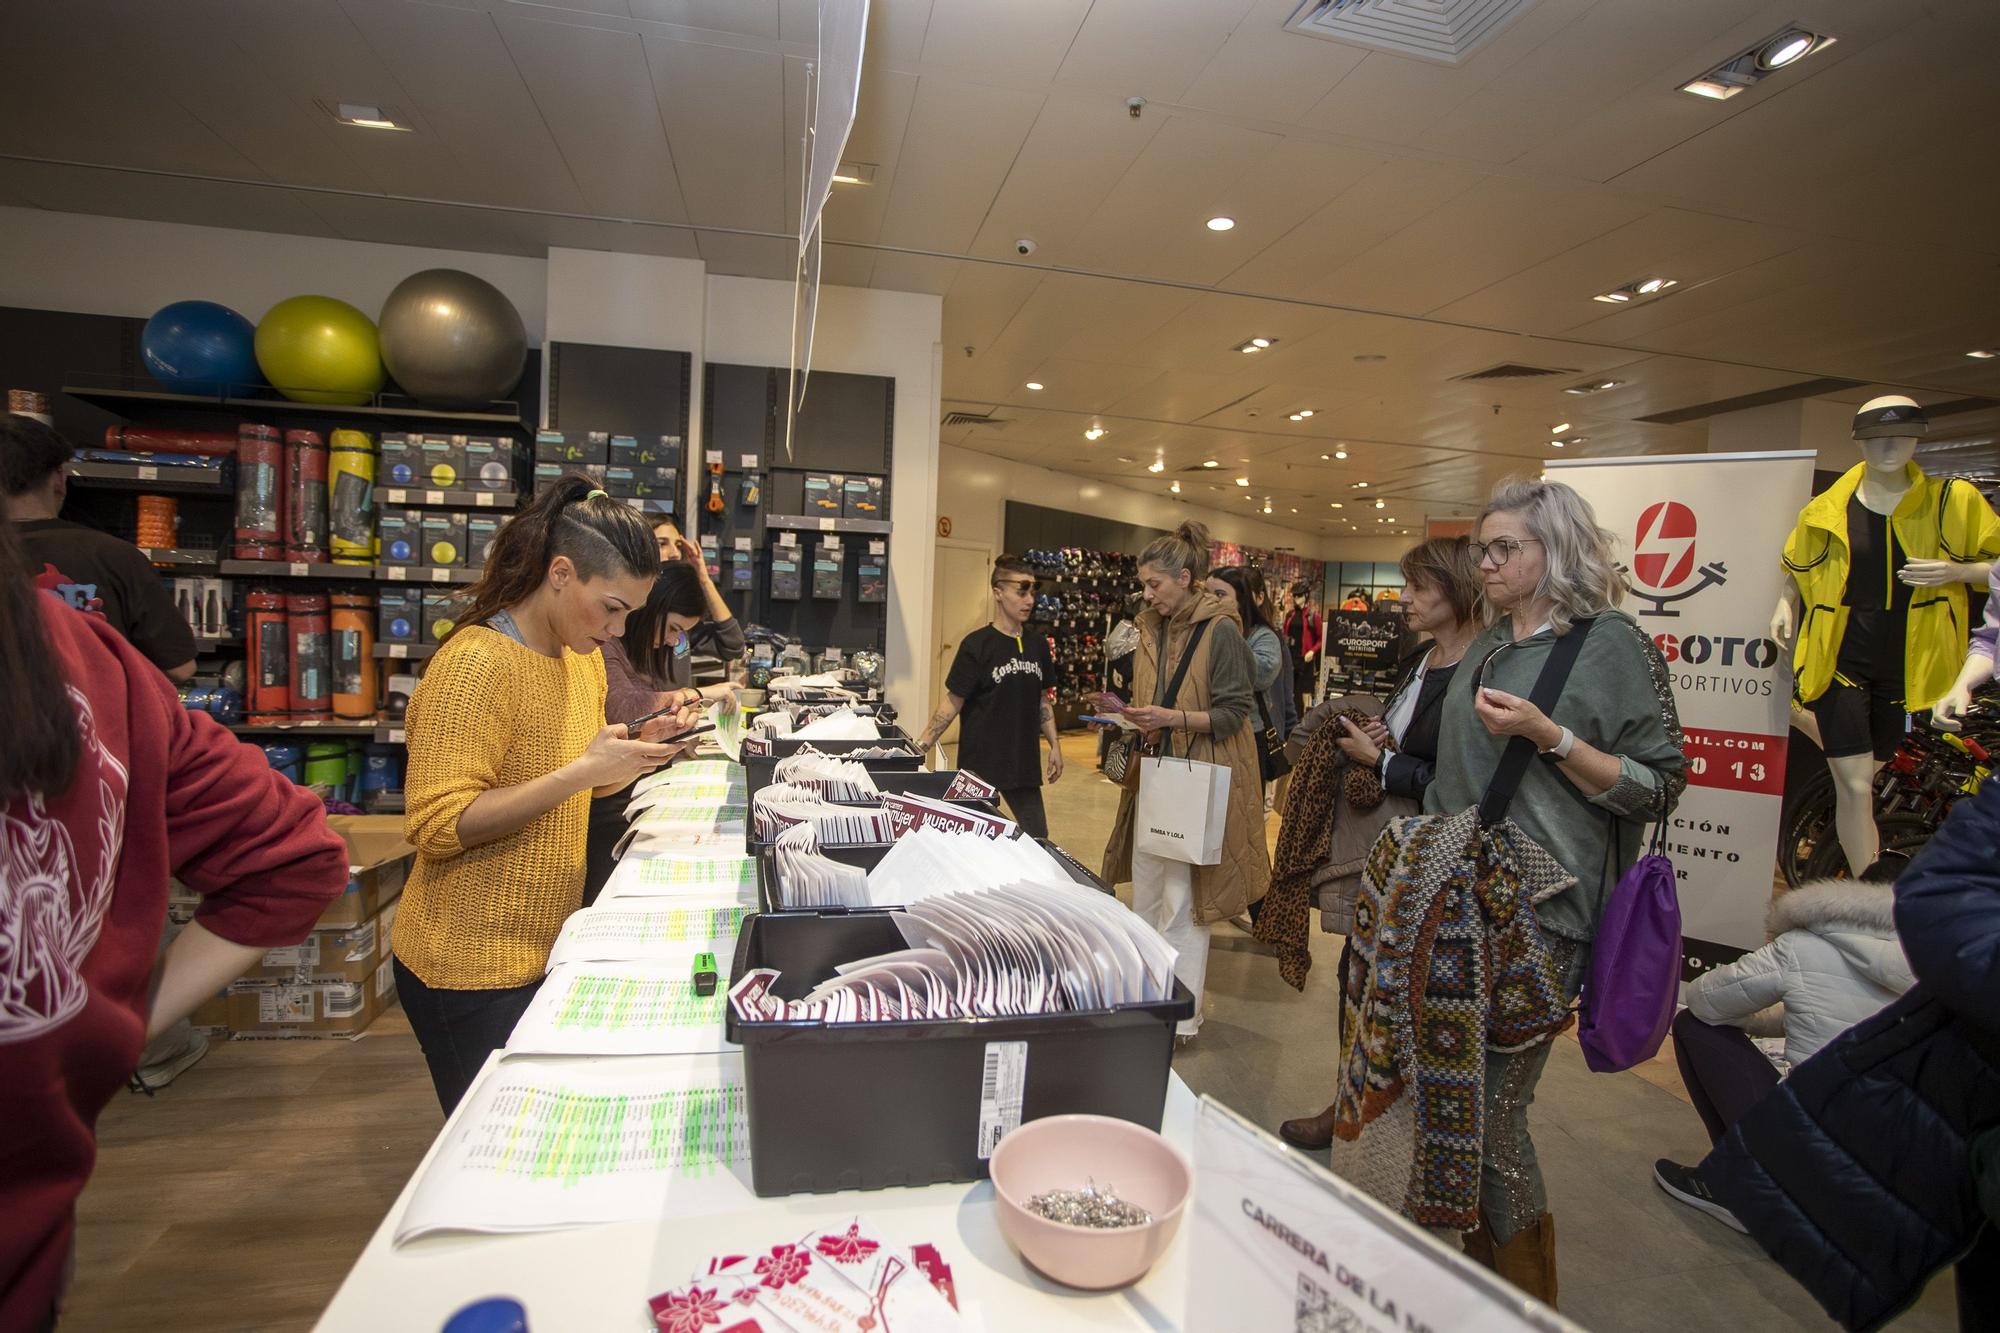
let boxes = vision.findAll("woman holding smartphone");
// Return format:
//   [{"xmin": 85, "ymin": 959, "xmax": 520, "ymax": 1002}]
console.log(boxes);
[{"xmin": 393, "ymin": 475, "xmax": 689, "ymax": 1114}]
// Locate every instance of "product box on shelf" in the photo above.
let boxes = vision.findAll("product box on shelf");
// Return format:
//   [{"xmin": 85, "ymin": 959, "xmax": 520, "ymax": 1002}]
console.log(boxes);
[
  {"xmin": 727, "ymin": 909, "xmax": 1191, "ymax": 1195},
  {"xmin": 467, "ymin": 515, "xmax": 501, "ymax": 568},
  {"xmin": 534, "ymin": 462, "xmax": 607, "ymax": 492},
  {"xmin": 842, "ymin": 475, "xmax": 885, "ymax": 519},
  {"xmin": 378, "ymin": 589, "xmax": 419, "ymax": 643},
  {"xmin": 318, "ymin": 815, "xmax": 415, "ymax": 929},
  {"xmin": 378, "ymin": 510, "xmax": 423, "ymax": 566},
  {"xmin": 418, "ymin": 435, "xmax": 465, "ymax": 489},
  {"xmin": 605, "ymin": 465, "xmax": 678, "ymax": 499},
  {"xmin": 225, "ymin": 955, "xmax": 399, "ymax": 1039},
  {"xmin": 804, "ymin": 472, "xmax": 843, "ymax": 514},
  {"xmin": 420, "ymin": 511, "xmax": 468, "ymax": 567},
  {"xmin": 420, "ymin": 589, "xmax": 461, "ymax": 644},
  {"xmin": 462, "ymin": 436, "xmax": 517, "ymax": 491},
  {"xmin": 535, "ymin": 430, "xmax": 610, "ymax": 465},
  {"xmin": 196, "ymin": 578, "xmax": 233, "ymax": 636},
  {"xmin": 379, "ymin": 433, "xmax": 420, "ymax": 486},
  {"xmin": 812, "ymin": 539, "xmax": 843, "ymax": 599},
  {"xmin": 609, "ymin": 435, "xmax": 674, "ymax": 468}
]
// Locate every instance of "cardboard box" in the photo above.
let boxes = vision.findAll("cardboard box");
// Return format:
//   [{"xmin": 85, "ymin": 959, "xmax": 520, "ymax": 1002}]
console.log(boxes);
[
  {"xmin": 535, "ymin": 430, "xmax": 609, "ymax": 465},
  {"xmin": 463, "ymin": 436, "xmax": 517, "ymax": 492},
  {"xmin": 602, "ymin": 466, "xmax": 638, "ymax": 498},
  {"xmin": 842, "ymin": 475, "xmax": 885, "ymax": 519},
  {"xmin": 421, "ymin": 589, "xmax": 463, "ymax": 644},
  {"xmin": 378, "ymin": 588, "xmax": 418, "ymax": 643},
  {"xmin": 413, "ymin": 435, "xmax": 461, "ymax": 490},
  {"xmin": 379, "ymin": 433, "xmax": 420, "ymax": 486},
  {"xmin": 421, "ymin": 511, "xmax": 468, "ymax": 567},
  {"xmin": 606, "ymin": 435, "xmax": 669, "ymax": 468},
  {"xmin": 245, "ymin": 900, "xmax": 395, "ymax": 985},
  {"xmin": 378, "ymin": 509, "xmax": 423, "ymax": 566},
  {"xmin": 467, "ymin": 515, "xmax": 501, "ymax": 568},
  {"xmin": 318, "ymin": 815, "xmax": 415, "ymax": 928},
  {"xmin": 535, "ymin": 461, "xmax": 607, "ymax": 493},
  {"xmin": 225, "ymin": 955, "xmax": 399, "ymax": 1039}
]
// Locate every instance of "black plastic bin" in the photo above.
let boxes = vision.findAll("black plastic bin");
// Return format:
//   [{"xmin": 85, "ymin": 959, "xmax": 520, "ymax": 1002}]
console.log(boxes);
[
  {"xmin": 743, "ymin": 734, "xmax": 921, "ymax": 798},
  {"xmin": 726, "ymin": 908, "xmax": 1193, "ymax": 1196},
  {"xmin": 746, "ymin": 769, "xmax": 1005, "ymax": 853},
  {"xmin": 753, "ymin": 835, "xmax": 1109, "ymax": 911}
]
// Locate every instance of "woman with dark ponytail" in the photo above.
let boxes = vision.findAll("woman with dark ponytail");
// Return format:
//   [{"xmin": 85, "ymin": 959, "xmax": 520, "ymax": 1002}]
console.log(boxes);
[
  {"xmin": 0, "ymin": 519, "xmax": 346, "ymax": 1330},
  {"xmin": 392, "ymin": 474, "xmax": 697, "ymax": 1114}
]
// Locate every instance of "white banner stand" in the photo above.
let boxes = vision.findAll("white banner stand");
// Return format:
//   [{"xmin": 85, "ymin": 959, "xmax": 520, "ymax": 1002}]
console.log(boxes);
[
  {"xmin": 1186, "ymin": 1097, "xmax": 1579, "ymax": 1333},
  {"xmin": 1549, "ymin": 451, "xmax": 1816, "ymax": 974}
]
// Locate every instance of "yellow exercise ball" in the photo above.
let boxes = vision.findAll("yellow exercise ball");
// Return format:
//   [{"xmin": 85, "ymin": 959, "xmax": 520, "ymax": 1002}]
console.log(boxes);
[{"xmin": 254, "ymin": 295, "xmax": 386, "ymax": 406}]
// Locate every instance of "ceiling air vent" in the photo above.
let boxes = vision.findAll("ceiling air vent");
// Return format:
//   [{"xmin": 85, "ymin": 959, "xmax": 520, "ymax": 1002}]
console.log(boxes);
[
  {"xmin": 1452, "ymin": 362, "xmax": 1576, "ymax": 382},
  {"xmin": 1284, "ymin": 0, "xmax": 1544, "ymax": 65},
  {"xmin": 941, "ymin": 410, "xmax": 1005, "ymax": 428}
]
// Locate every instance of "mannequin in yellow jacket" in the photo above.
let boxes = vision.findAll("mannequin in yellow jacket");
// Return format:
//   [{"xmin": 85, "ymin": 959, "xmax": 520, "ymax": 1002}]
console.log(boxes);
[{"xmin": 1772, "ymin": 395, "xmax": 2000, "ymax": 875}]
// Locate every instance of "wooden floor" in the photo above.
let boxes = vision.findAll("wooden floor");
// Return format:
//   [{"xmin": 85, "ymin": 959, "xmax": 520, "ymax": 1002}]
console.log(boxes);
[{"xmin": 66, "ymin": 1008, "xmax": 440, "ymax": 1333}]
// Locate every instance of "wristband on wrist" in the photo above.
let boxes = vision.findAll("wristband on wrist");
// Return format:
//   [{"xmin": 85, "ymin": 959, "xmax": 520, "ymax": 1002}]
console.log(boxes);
[{"xmin": 1540, "ymin": 725, "xmax": 1575, "ymax": 759}]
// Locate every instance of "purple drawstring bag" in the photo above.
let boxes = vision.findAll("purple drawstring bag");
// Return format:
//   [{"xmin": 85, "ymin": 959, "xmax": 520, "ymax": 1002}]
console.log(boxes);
[{"xmin": 1577, "ymin": 822, "xmax": 1681, "ymax": 1073}]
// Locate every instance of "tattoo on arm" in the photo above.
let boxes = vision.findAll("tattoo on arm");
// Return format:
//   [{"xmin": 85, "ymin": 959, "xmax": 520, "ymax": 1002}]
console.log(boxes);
[{"xmin": 1040, "ymin": 700, "xmax": 1054, "ymax": 725}]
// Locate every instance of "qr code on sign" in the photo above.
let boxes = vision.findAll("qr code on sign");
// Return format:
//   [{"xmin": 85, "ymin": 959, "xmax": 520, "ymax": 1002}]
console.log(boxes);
[{"xmin": 1296, "ymin": 1273, "xmax": 1382, "ymax": 1333}]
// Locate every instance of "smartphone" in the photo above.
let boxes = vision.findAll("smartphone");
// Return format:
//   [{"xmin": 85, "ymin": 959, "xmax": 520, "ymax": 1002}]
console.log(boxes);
[
  {"xmin": 666, "ymin": 722, "xmax": 718, "ymax": 741},
  {"xmin": 620, "ymin": 703, "xmax": 682, "ymax": 733}
]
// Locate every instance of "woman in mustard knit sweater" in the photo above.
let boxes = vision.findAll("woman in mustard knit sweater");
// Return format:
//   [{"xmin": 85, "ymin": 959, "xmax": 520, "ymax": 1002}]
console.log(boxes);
[{"xmin": 393, "ymin": 474, "xmax": 697, "ymax": 1113}]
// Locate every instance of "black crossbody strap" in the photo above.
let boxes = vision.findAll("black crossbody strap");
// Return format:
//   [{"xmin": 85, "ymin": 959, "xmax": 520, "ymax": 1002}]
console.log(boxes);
[
  {"xmin": 1152, "ymin": 619, "xmax": 1211, "ymax": 761},
  {"xmin": 1478, "ymin": 617, "xmax": 1595, "ymax": 825}
]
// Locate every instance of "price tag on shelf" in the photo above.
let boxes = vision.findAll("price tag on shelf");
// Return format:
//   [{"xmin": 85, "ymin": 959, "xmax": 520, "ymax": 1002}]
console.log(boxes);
[
  {"xmin": 386, "ymin": 729, "xmax": 406, "ymax": 745},
  {"xmin": 288, "ymin": 562, "xmax": 309, "ymax": 577},
  {"xmin": 425, "ymin": 489, "xmax": 445, "ymax": 505},
  {"xmin": 389, "ymin": 644, "xmax": 409, "ymax": 659},
  {"xmin": 777, "ymin": 531, "xmax": 798, "ymax": 548},
  {"xmin": 137, "ymin": 464, "xmax": 159, "ymax": 481},
  {"xmin": 868, "ymin": 540, "xmax": 886, "ymax": 555},
  {"xmin": 430, "ymin": 568, "xmax": 451, "ymax": 583},
  {"xmin": 818, "ymin": 517, "xmax": 836, "ymax": 531},
  {"xmin": 734, "ymin": 537, "xmax": 752, "ymax": 551},
  {"xmin": 385, "ymin": 566, "xmax": 408, "ymax": 582},
  {"xmin": 476, "ymin": 492, "xmax": 495, "ymax": 507},
  {"xmin": 740, "ymin": 453, "xmax": 759, "ymax": 470},
  {"xmin": 385, "ymin": 489, "xmax": 409, "ymax": 504},
  {"xmin": 705, "ymin": 449, "xmax": 724, "ymax": 467}
]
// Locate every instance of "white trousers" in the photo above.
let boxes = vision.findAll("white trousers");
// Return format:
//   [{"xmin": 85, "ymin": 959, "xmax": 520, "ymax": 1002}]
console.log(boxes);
[{"xmin": 1131, "ymin": 848, "xmax": 1208, "ymax": 1036}]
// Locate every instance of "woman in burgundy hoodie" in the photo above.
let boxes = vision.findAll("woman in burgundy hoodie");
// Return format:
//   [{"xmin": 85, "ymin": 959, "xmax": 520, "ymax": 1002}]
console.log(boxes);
[{"xmin": 0, "ymin": 517, "xmax": 347, "ymax": 1332}]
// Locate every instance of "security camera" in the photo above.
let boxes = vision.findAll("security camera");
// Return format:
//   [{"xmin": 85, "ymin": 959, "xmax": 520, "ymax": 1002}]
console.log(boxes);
[{"xmin": 1015, "ymin": 238, "xmax": 1038, "ymax": 257}]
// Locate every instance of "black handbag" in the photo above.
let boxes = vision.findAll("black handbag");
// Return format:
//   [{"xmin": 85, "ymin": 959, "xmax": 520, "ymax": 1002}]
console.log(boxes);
[{"xmin": 1254, "ymin": 685, "xmax": 1292, "ymax": 783}]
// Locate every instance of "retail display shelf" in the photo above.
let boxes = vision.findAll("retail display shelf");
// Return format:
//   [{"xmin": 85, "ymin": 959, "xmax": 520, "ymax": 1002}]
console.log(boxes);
[
  {"xmin": 377, "ymin": 487, "xmax": 518, "ymax": 509},
  {"xmin": 763, "ymin": 513, "xmax": 892, "ymax": 535},
  {"xmin": 374, "ymin": 565, "xmax": 481, "ymax": 585},
  {"xmin": 63, "ymin": 382, "xmax": 532, "ymax": 435},
  {"xmin": 227, "ymin": 721, "xmax": 381, "ymax": 738},
  {"xmin": 218, "ymin": 559, "xmax": 374, "ymax": 581},
  {"xmin": 372, "ymin": 642, "xmax": 437, "ymax": 660},
  {"xmin": 192, "ymin": 633, "xmax": 242, "ymax": 648},
  {"xmin": 69, "ymin": 459, "xmax": 232, "ymax": 493},
  {"xmin": 373, "ymin": 724, "xmax": 408, "ymax": 745},
  {"xmin": 140, "ymin": 546, "xmax": 221, "ymax": 570}
]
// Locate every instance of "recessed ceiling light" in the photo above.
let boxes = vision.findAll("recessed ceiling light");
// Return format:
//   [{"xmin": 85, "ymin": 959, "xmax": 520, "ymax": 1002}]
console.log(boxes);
[
  {"xmin": 1551, "ymin": 422, "xmax": 1571, "ymax": 434},
  {"xmin": 1083, "ymin": 427, "xmax": 1106, "ymax": 441},
  {"xmin": 1297, "ymin": 409, "xmax": 1314, "ymax": 418},
  {"xmin": 1967, "ymin": 349, "xmax": 1998, "ymax": 359},
  {"xmin": 1235, "ymin": 476, "xmax": 1250, "ymax": 487},
  {"xmin": 1320, "ymin": 453, "xmax": 1331, "ymax": 460},
  {"xmin": 1290, "ymin": 414, "xmax": 1304, "ymax": 422},
  {"xmin": 1024, "ymin": 381, "xmax": 1044, "ymax": 391},
  {"xmin": 332, "ymin": 102, "xmax": 411, "ymax": 131},
  {"xmin": 829, "ymin": 162, "xmax": 877, "ymax": 185},
  {"xmin": 1206, "ymin": 216, "xmax": 1236, "ymax": 232},
  {"xmin": 1353, "ymin": 354, "xmax": 1386, "ymax": 364},
  {"xmin": 1170, "ymin": 480, "xmax": 1181, "ymax": 494},
  {"xmin": 1250, "ymin": 337, "xmax": 1272, "ymax": 348},
  {"xmin": 1564, "ymin": 379, "xmax": 1623, "ymax": 395},
  {"xmin": 1329, "ymin": 502, "xmax": 1343, "ymax": 509},
  {"xmin": 1334, "ymin": 449, "xmax": 1348, "ymax": 460},
  {"xmin": 1758, "ymin": 30, "xmax": 1817, "ymax": 69},
  {"xmin": 1375, "ymin": 499, "xmax": 1385, "ymax": 509},
  {"xmin": 1262, "ymin": 502, "xmax": 1273, "ymax": 514},
  {"xmin": 1290, "ymin": 508, "xmax": 1297, "ymax": 513},
  {"xmin": 1635, "ymin": 278, "xmax": 1671, "ymax": 295},
  {"xmin": 1147, "ymin": 460, "xmax": 1165, "ymax": 473},
  {"xmin": 1354, "ymin": 481, "xmax": 1369, "ymax": 488},
  {"xmin": 1202, "ymin": 459, "xmax": 1219, "ymax": 468},
  {"xmin": 1593, "ymin": 291, "xmax": 1633, "ymax": 304},
  {"xmin": 1679, "ymin": 28, "xmax": 1833, "ymax": 100},
  {"xmin": 1549, "ymin": 439, "xmax": 1566, "ymax": 449}
]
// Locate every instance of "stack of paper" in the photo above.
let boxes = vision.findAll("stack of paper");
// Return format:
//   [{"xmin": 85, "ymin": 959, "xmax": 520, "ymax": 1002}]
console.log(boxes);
[
  {"xmin": 752, "ymin": 783, "xmax": 892, "ymax": 845},
  {"xmin": 879, "ymin": 791, "xmax": 1016, "ymax": 840},
  {"xmin": 772, "ymin": 823, "xmax": 869, "ymax": 909},
  {"xmin": 597, "ymin": 847, "xmax": 758, "ymax": 904},
  {"xmin": 773, "ymin": 751, "xmax": 878, "ymax": 801},
  {"xmin": 790, "ymin": 709, "xmax": 882, "ymax": 742},
  {"xmin": 547, "ymin": 899, "xmax": 750, "ymax": 968},
  {"xmin": 509, "ymin": 960, "xmax": 732, "ymax": 1056},
  {"xmin": 863, "ymin": 826, "xmax": 1069, "ymax": 906},
  {"xmin": 768, "ymin": 673, "xmax": 859, "ymax": 699},
  {"xmin": 728, "ymin": 879, "xmax": 1178, "ymax": 1023},
  {"xmin": 750, "ymin": 710, "xmax": 794, "ymax": 739}
]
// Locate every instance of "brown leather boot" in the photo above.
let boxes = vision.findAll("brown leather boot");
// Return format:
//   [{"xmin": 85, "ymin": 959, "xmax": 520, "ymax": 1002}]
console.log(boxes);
[
  {"xmin": 1276, "ymin": 1103, "xmax": 1336, "ymax": 1149},
  {"xmin": 1490, "ymin": 1212, "xmax": 1558, "ymax": 1309},
  {"xmin": 1460, "ymin": 1213, "xmax": 1497, "ymax": 1270}
]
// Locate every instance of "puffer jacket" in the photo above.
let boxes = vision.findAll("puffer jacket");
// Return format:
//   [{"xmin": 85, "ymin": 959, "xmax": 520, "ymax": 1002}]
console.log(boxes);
[
  {"xmin": 1686, "ymin": 878, "xmax": 1914, "ymax": 1068},
  {"xmin": 1702, "ymin": 775, "xmax": 2000, "ymax": 1331}
]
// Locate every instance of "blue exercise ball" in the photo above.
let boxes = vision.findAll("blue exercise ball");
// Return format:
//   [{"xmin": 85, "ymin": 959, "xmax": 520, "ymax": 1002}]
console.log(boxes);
[{"xmin": 141, "ymin": 301, "xmax": 262, "ymax": 397}]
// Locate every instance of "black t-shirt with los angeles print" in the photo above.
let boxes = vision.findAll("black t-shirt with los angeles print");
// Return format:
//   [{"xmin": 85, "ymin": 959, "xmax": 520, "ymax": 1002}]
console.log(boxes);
[
  {"xmin": 18, "ymin": 518, "xmax": 196, "ymax": 672},
  {"xmin": 945, "ymin": 625, "xmax": 1052, "ymax": 789}
]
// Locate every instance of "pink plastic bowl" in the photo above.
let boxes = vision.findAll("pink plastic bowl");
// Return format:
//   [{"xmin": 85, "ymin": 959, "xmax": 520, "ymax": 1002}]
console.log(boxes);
[{"xmin": 987, "ymin": 1114, "xmax": 1191, "ymax": 1290}]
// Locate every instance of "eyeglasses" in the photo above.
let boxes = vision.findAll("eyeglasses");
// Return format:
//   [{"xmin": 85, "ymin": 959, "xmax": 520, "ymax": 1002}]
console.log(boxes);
[
  {"xmin": 1468, "ymin": 537, "xmax": 1543, "ymax": 568},
  {"xmin": 996, "ymin": 579, "xmax": 1037, "ymax": 593}
]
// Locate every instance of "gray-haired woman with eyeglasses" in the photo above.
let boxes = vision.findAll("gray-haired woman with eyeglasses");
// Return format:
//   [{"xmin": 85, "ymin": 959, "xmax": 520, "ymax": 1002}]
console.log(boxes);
[{"xmin": 1421, "ymin": 477, "xmax": 1687, "ymax": 1301}]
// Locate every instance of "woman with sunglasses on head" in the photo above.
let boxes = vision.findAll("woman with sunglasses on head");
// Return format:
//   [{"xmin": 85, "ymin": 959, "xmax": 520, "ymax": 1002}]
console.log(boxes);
[
  {"xmin": 393, "ymin": 476, "xmax": 691, "ymax": 1115},
  {"xmin": 643, "ymin": 516, "xmax": 748, "ymax": 709},
  {"xmin": 1418, "ymin": 478, "xmax": 1687, "ymax": 1303},
  {"xmin": 584, "ymin": 561, "xmax": 715, "ymax": 905}
]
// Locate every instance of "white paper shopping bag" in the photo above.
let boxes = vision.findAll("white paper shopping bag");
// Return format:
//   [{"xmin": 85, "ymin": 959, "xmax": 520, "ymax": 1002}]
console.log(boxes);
[{"xmin": 1134, "ymin": 754, "xmax": 1230, "ymax": 865}]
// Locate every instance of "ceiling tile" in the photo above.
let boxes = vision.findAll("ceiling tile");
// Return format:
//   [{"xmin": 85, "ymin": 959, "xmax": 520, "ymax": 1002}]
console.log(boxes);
[
  {"xmin": 875, "ymin": 77, "xmax": 1046, "ymax": 251},
  {"xmin": 646, "ymin": 35, "xmax": 789, "ymax": 231},
  {"xmin": 967, "ymin": 91, "xmax": 1163, "ymax": 263},
  {"xmin": 920, "ymin": 0, "xmax": 1092, "ymax": 86},
  {"xmin": 627, "ymin": 0, "xmax": 781, "ymax": 40},
  {"xmin": 1054, "ymin": 0, "xmax": 1258, "ymax": 104},
  {"xmin": 1179, "ymin": 0, "xmax": 1368, "ymax": 122},
  {"xmin": 1064, "ymin": 115, "xmax": 1285, "ymax": 278}
]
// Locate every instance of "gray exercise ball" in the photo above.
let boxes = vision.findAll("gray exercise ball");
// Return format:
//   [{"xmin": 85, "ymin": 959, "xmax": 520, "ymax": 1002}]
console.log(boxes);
[{"xmin": 377, "ymin": 269, "xmax": 528, "ymax": 409}]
